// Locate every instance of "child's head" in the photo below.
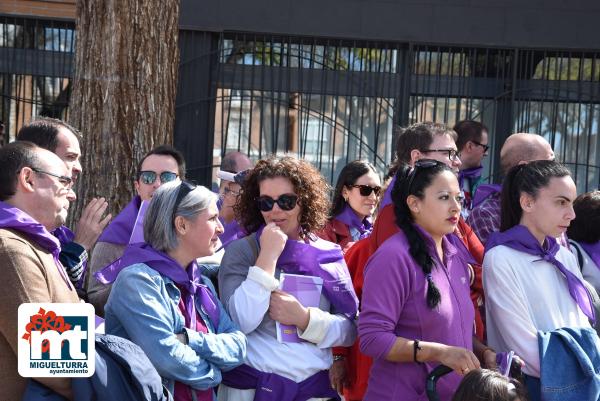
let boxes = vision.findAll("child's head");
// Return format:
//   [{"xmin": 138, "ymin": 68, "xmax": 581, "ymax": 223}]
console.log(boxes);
[{"xmin": 452, "ymin": 369, "xmax": 527, "ymax": 401}]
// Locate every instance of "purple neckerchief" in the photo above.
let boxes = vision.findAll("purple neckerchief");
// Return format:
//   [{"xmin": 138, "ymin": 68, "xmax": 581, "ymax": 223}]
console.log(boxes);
[
  {"xmin": 95, "ymin": 243, "xmax": 220, "ymax": 328},
  {"xmin": 219, "ymin": 218, "xmax": 247, "ymax": 249},
  {"xmin": 221, "ymin": 364, "xmax": 339, "ymax": 401},
  {"xmin": 97, "ymin": 196, "xmax": 141, "ymax": 245},
  {"xmin": 0, "ymin": 201, "xmax": 72, "ymax": 290},
  {"xmin": 486, "ymin": 225, "xmax": 595, "ymax": 322},
  {"xmin": 334, "ymin": 204, "xmax": 373, "ymax": 241},
  {"xmin": 255, "ymin": 226, "xmax": 358, "ymax": 317},
  {"xmin": 579, "ymin": 241, "xmax": 600, "ymax": 272},
  {"xmin": 52, "ymin": 225, "xmax": 75, "ymax": 245},
  {"xmin": 379, "ymin": 175, "xmax": 396, "ymax": 212},
  {"xmin": 472, "ymin": 184, "xmax": 502, "ymax": 209},
  {"xmin": 458, "ymin": 166, "xmax": 483, "ymax": 191}
]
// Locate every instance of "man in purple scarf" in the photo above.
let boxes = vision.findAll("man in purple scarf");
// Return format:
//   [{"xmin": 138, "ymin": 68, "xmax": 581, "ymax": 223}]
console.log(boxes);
[
  {"xmin": 454, "ymin": 120, "xmax": 490, "ymax": 218},
  {"xmin": 0, "ymin": 142, "xmax": 80, "ymax": 400},
  {"xmin": 87, "ymin": 145, "xmax": 186, "ymax": 316},
  {"xmin": 467, "ymin": 133, "xmax": 555, "ymax": 244},
  {"xmin": 17, "ymin": 118, "xmax": 112, "ymax": 293}
]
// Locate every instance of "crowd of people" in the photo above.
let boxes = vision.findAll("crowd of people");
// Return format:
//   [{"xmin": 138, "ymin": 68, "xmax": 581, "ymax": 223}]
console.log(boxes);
[{"xmin": 0, "ymin": 117, "xmax": 599, "ymax": 401}]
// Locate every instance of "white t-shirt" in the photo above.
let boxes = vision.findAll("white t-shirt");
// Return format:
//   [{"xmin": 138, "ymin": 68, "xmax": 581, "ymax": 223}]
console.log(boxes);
[{"xmin": 483, "ymin": 244, "xmax": 591, "ymax": 378}]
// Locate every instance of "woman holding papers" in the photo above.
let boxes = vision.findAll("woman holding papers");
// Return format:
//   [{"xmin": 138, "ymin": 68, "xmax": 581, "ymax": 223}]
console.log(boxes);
[
  {"xmin": 483, "ymin": 160, "xmax": 596, "ymax": 400},
  {"xmin": 218, "ymin": 155, "xmax": 358, "ymax": 401},
  {"xmin": 104, "ymin": 181, "xmax": 247, "ymax": 401},
  {"xmin": 359, "ymin": 160, "xmax": 486, "ymax": 401},
  {"xmin": 318, "ymin": 160, "xmax": 381, "ymax": 253}
]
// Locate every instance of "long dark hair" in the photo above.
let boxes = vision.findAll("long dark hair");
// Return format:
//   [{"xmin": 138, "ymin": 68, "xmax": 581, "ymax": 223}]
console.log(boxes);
[
  {"xmin": 500, "ymin": 160, "xmax": 571, "ymax": 232},
  {"xmin": 391, "ymin": 159, "xmax": 453, "ymax": 308},
  {"xmin": 330, "ymin": 160, "xmax": 379, "ymax": 217}
]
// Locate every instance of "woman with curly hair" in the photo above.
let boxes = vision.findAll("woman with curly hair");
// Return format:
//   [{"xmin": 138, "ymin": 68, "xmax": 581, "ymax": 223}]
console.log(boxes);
[{"xmin": 217, "ymin": 155, "xmax": 358, "ymax": 401}]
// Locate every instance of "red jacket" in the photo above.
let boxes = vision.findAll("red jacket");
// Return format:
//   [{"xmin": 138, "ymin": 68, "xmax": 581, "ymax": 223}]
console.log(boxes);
[{"xmin": 317, "ymin": 218, "xmax": 356, "ymax": 254}]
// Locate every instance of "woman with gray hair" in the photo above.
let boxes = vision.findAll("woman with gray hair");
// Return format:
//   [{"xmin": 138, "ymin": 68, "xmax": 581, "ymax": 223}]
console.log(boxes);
[{"xmin": 103, "ymin": 181, "xmax": 247, "ymax": 401}]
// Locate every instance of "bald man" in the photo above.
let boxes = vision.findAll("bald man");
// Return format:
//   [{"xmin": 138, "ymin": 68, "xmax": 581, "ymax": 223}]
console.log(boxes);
[{"xmin": 467, "ymin": 133, "xmax": 555, "ymax": 244}]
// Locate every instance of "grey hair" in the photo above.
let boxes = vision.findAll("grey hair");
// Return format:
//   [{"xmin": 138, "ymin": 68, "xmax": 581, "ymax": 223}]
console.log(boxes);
[{"xmin": 144, "ymin": 181, "xmax": 217, "ymax": 252}]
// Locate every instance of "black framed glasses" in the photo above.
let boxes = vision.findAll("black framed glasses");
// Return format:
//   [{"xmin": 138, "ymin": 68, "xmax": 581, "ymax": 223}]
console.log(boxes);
[
  {"xmin": 471, "ymin": 140, "xmax": 490, "ymax": 153},
  {"xmin": 172, "ymin": 181, "xmax": 197, "ymax": 222},
  {"xmin": 256, "ymin": 194, "xmax": 298, "ymax": 212},
  {"xmin": 422, "ymin": 148, "xmax": 461, "ymax": 161},
  {"xmin": 31, "ymin": 167, "xmax": 72, "ymax": 187},
  {"xmin": 350, "ymin": 184, "xmax": 381, "ymax": 197},
  {"xmin": 139, "ymin": 171, "xmax": 179, "ymax": 185}
]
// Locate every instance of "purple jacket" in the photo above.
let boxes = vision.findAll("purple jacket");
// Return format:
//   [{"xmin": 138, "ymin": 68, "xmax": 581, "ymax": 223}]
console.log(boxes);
[{"xmin": 359, "ymin": 228, "xmax": 474, "ymax": 401}]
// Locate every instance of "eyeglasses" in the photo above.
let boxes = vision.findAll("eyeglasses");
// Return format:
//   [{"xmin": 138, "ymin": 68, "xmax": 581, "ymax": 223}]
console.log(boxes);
[
  {"xmin": 422, "ymin": 148, "xmax": 461, "ymax": 162},
  {"xmin": 220, "ymin": 186, "xmax": 240, "ymax": 198},
  {"xmin": 31, "ymin": 167, "xmax": 72, "ymax": 188},
  {"xmin": 407, "ymin": 159, "xmax": 444, "ymax": 193},
  {"xmin": 139, "ymin": 171, "xmax": 179, "ymax": 185},
  {"xmin": 172, "ymin": 181, "xmax": 197, "ymax": 222},
  {"xmin": 256, "ymin": 194, "xmax": 298, "ymax": 212},
  {"xmin": 471, "ymin": 140, "xmax": 490, "ymax": 153},
  {"xmin": 350, "ymin": 184, "xmax": 381, "ymax": 197}
]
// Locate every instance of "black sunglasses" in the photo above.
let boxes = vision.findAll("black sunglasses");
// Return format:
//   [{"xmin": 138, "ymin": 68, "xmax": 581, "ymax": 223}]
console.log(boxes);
[
  {"xmin": 31, "ymin": 167, "xmax": 72, "ymax": 187},
  {"xmin": 139, "ymin": 171, "xmax": 179, "ymax": 185},
  {"xmin": 471, "ymin": 140, "xmax": 490, "ymax": 153},
  {"xmin": 350, "ymin": 184, "xmax": 381, "ymax": 197},
  {"xmin": 422, "ymin": 148, "xmax": 461, "ymax": 161},
  {"xmin": 407, "ymin": 159, "xmax": 444, "ymax": 193},
  {"xmin": 172, "ymin": 181, "xmax": 197, "ymax": 222},
  {"xmin": 256, "ymin": 194, "xmax": 298, "ymax": 212}
]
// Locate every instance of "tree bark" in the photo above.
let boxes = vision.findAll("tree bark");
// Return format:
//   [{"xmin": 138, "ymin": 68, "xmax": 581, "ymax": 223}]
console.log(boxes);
[{"xmin": 68, "ymin": 0, "xmax": 180, "ymax": 222}]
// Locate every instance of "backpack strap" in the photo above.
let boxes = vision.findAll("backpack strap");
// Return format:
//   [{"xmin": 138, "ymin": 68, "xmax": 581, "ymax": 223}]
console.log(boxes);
[{"xmin": 569, "ymin": 239, "xmax": 585, "ymax": 271}]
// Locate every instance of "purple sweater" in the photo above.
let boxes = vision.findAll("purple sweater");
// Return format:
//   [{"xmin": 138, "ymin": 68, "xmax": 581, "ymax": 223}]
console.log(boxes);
[{"xmin": 359, "ymin": 228, "xmax": 474, "ymax": 401}]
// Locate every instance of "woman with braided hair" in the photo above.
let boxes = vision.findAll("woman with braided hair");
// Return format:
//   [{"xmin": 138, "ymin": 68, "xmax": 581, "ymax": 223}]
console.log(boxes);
[{"xmin": 359, "ymin": 159, "xmax": 486, "ymax": 401}]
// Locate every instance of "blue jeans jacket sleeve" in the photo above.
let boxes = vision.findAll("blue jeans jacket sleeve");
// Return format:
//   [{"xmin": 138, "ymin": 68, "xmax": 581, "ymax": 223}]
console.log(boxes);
[
  {"xmin": 184, "ymin": 277, "xmax": 247, "ymax": 372},
  {"xmin": 106, "ymin": 265, "xmax": 238, "ymax": 390}
]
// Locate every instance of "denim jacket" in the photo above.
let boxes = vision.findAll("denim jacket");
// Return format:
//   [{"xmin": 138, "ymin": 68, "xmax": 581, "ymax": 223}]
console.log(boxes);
[
  {"xmin": 105, "ymin": 263, "xmax": 247, "ymax": 397},
  {"xmin": 538, "ymin": 326, "xmax": 600, "ymax": 401}
]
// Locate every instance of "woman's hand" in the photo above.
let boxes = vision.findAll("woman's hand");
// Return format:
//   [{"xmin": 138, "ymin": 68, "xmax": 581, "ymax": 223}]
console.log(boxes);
[
  {"xmin": 329, "ymin": 358, "xmax": 349, "ymax": 394},
  {"xmin": 255, "ymin": 223, "xmax": 287, "ymax": 274},
  {"xmin": 268, "ymin": 290, "xmax": 310, "ymax": 330},
  {"xmin": 436, "ymin": 344, "xmax": 480, "ymax": 376}
]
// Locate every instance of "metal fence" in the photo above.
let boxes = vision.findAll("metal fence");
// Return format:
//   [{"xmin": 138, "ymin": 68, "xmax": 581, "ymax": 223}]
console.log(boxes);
[
  {"xmin": 194, "ymin": 33, "xmax": 600, "ymax": 191},
  {"xmin": 0, "ymin": 16, "xmax": 74, "ymax": 145},
  {"xmin": 1, "ymin": 19, "xmax": 598, "ymax": 192}
]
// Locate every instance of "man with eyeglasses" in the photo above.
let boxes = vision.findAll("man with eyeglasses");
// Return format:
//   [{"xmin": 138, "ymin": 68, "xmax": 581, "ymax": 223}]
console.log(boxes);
[
  {"xmin": 0, "ymin": 142, "xmax": 80, "ymax": 400},
  {"xmin": 467, "ymin": 132, "xmax": 555, "ymax": 245},
  {"xmin": 87, "ymin": 144, "xmax": 186, "ymax": 315},
  {"xmin": 454, "ymin": 120, "xmax": 490, "ymax": 218},
  {"xmin": 17, "ymin": 117, "xmax": 112, "ymax": 295}
]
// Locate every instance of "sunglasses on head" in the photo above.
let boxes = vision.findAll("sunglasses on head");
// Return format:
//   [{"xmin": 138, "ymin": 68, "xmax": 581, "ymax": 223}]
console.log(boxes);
[
  {"xmin": 407, "ymin": 159, "xmax": 445, "ymax": 192},
  {"xmin": 139, "ymin": 171, "xmax": 179, "ymax": 185},
  {"xmin": 256, "ymin": 194, "xmax": 298, "ymax": 212},
  {"xmin": 172, "ymin": 181, "xmax": 197, "ymax": 221},
  {"xmin": 350, "ymin": 184, "xmax": 381, "ymax": 197}
]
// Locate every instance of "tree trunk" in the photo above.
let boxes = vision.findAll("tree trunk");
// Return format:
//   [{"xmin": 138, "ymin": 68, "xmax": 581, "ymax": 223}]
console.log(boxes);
[{"xmin": 68, "ymin": 0, "xmax": 180, "ymax": 222}]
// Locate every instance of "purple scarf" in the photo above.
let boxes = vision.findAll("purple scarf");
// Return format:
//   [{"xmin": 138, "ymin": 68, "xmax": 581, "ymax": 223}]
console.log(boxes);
[
  {"xmin": 487, "ymin": 225, "xmax": 595, "ymax": 322},
  {"xmin": 219, "ymin": 218, "xmax": 247, "ymax": 249},
  {"xmin": 472, "ymin": 184, "xmax": 502, "ymax": 209},
  {"xmin": 0, "ymin": 201, "xmax": 72, "ymax": 290},
  {"xmin": 579, "ymin": 241, "xmax": 600, "ymax": 272},
  {"xmin": 458, "ymin": 166, "xmax": 483, "ymax": 191},
  {"xmin": 95, "ymin": 243, "xmax": 220, "ymax": 328},
  {"xmin": 52, "ymin": 225, "xmax": 75, "ymax": 245},
  {"xmin": 221, "ymin": 364, "xmax": 339, "ymax": 401},
  {"xmin": 97, "ymin": 196, "xmax": 141, "ymax": 245},
  {"xmin": 255, "ymin": 227, "xmax": 358, "ymax": 318},
  {"xmin": 334, "ymin": 204, "xmax": 373, "ymax": 241}
]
